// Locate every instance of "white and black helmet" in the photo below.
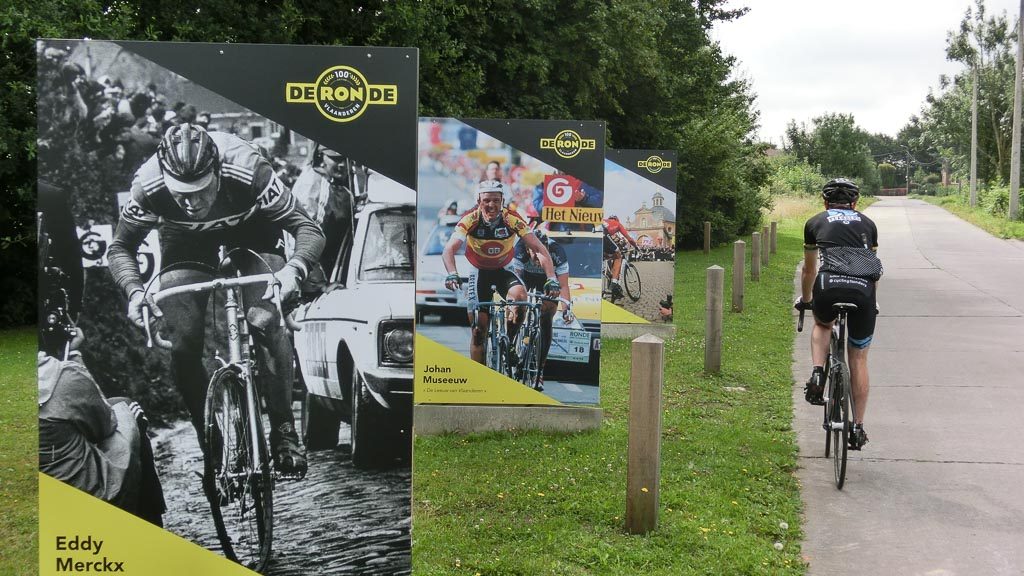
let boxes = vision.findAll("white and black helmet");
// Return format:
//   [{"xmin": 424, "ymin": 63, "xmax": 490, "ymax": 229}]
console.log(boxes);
[
  {"xmin": 476, "ymin": 179, "xmax": 505, "ymax": 199},
  {"xmin": 822, "ymin": 178, "xmax": 859, "ymax": 205}
]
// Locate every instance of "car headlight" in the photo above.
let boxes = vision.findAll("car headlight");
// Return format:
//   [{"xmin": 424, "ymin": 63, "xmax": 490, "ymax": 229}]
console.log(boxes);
[{"xmin": 379, "ymin": 320, "xmax": 414, "ymax": 365}]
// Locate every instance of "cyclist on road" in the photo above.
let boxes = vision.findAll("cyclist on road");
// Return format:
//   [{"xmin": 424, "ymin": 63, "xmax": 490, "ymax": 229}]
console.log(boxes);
[
  {"xmin": 442, "ymin": 180, "xmax": 560, "ymax": 367},
  {"xmin": 509, "ymin": 227, "xmax": 574, "ymax": 390},
  {"xmin": 795, "ymin": 178, "xmax": 881, "ymax": 450},
  {"xmin": 108, "ymin": 123, "xmax": 325, "ymax": 475},
  {"xmin": 603, "ymin": 215, "xmax": 638, "ymax": 299}
]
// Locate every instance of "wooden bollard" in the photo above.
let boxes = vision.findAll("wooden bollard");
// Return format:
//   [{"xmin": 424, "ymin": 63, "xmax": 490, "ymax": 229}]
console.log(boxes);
[
  {"xmin": 761, "ymin": 226, "xmax": 770, "ymax": 266},
  {"xmin": 703, "ymin": 221, "xmax": 711, "ymax": 255},
  {"xmin": 770, "ymin": 221, "xmax": 778, "ymax": 254},
  {"xmin": 732, "ymin": 240, "xmax": 745, "ymax": 312},
  {"xmin": 751, "ymin": 232, "xmax": 761, "ymax": 281},
  {"xmin": 627, "ymin": 333, "xmax": 665, "ymax": 535},
  {"xmin": 705, "ymin": 266, "xmax": 724, "ymax": 374}
]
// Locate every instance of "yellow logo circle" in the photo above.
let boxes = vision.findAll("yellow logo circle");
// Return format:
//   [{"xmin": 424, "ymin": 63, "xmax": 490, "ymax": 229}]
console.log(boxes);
[
  {"xmin": 644, "ymin": 155, "xmax": 666, "ymax": 173},
  {"xmin": 314, "ymin": 66, "xmax": 371, "ymax": 123},
  {"xmin": 553, "ymin": 130, "xmax": 584, "ymax": 159}
]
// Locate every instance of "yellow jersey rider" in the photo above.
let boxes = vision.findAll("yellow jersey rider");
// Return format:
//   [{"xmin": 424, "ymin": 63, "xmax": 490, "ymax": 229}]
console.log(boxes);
[{"xmin": 442, "ymin": 180, "xmax": 560, "ymax": 366}]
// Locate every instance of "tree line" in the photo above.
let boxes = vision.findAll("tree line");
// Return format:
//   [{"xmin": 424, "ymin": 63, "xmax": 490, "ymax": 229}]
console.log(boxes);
[
  {"xmin": 1, "ymin": 0, "xmax": 770, "ymax": 327},
  {"xmin": 772, "ymin": 0, "xmax": 1022, "ymax": 219}
]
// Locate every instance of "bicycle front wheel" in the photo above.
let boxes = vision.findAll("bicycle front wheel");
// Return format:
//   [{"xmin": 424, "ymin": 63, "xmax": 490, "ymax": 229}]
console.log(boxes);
[
  {"xmin": 204, "ymin": 366, "xmax": 274, "ymax": 572},
  {"xmin": 517, "ymin": 313, "xmax": 542, "ymax": 389},
  {"xmin": 624, "ymin": 262, "xmax": 642, "ymax": 302}
]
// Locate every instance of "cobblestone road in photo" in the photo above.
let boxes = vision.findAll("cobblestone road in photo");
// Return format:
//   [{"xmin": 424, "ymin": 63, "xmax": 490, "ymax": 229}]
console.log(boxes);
[
  {"xmin": 154, "ymin": 413, "xmax": 411, "ymax": 576},
  {"xmin": 614, "ymin": 261, "xmax": 676, "ymax": 322}
]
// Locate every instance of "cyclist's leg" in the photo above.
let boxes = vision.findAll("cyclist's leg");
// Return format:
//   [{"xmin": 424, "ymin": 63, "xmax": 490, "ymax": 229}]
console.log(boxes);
[
  {"xmin": 468, "ymin": 269, "xmax": 493, "ymax": 365},
  {"xmin": 806, "ymin": 275, "xmax": 838, "ymax": 403},
  {"xmin": 538, "ymin": 298, "xmax": 556, "ymax": 369},
  {"xmin": 240, "ymin": 250, "xmax": 307, "ymax": 471},
  {"xmin": 158, "ymin": 267, "xmax": 213, "ymax": 443},
  {"xmin": 505, "ymin": 270, "xmax": 527, "ymax": 339},
  {"xmin": 846, "ymin": 284, "xmax": 877, "ymax": 427}
]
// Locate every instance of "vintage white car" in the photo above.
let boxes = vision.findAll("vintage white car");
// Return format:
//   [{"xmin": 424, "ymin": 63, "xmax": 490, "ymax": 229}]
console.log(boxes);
[{"xmin": 292, "ymin": 173, "xmax": 415, "ymax": 468}]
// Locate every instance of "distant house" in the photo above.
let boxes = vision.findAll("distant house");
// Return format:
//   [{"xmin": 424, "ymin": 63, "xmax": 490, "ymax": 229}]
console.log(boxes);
[{"xmin": 626, "ymin": 191, "xmax": 675, "ymax": 247}]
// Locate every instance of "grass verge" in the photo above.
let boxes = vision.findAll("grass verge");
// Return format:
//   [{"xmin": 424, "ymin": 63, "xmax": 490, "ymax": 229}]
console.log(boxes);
[
  {"xmin": 911, "ymin": 194, "xmax": 1024, "ymax": 239},
  {"xmin": 0, "ymin": 328, "xmax": 38, "ymax": 576},
  {"xmin": 411, "ymin": 205, "xmax": 817, "ymax": 575},
  {"xmin": 0, "ymin": 203, "xmax": 820, "ymax": 575}
]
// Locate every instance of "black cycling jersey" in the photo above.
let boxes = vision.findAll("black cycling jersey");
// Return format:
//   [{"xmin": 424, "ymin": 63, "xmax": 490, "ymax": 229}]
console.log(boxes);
[
  {"xmin": 511, "ymin": 237, "xmax": 569, "ymax": 276},
  {"xmin": 805, "ymin": 207, "xmax": 881, "ymax": 348},
  {"xmin": 804, "ymin": 208, "xmax": 878, "ymax": 252}
]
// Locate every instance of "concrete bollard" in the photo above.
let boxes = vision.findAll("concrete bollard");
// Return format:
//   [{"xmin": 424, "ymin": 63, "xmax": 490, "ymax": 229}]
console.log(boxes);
[
  {"xmin": 761, "ymin": 225, "xmax": 770, "ymax": 266},
  {"xmin": 770, "ymin": 221, "xmax": 778, "ymax": 254},
  {"xmin": 703, "ymin": 221, "xmax": 711, "ymax": 255},
  {"xmin": 751, "ymin": 232, "xmax": 761, "ymax": 281},
  {"xmin": 626, "ymin": 333, "xmax": 665, "ymax": 535},
  {"xmin": 705, "ymin": 266, "xmax": 724, "ymax": 374},
  {"xmin": 732, "ymin": 240, "xmax": 745, "ymax": 312}
]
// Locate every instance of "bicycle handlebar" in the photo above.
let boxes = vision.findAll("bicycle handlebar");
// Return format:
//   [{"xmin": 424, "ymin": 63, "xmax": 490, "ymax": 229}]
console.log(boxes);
[
  {"xmin": 142, "ymin": 273, "xmax": 286, "ymax": 349},
  {"xmin": 797, "ymin": 309, "xmax": 805, "ymax": 333}
]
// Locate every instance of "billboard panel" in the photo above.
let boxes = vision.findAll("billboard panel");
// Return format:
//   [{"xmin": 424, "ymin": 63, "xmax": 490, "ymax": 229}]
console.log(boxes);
[
  {"xmin": 415, "ymin": 118, "xmax": 605, "ymax": 406},
  {"xmin": 37, "ymin": 39, "xmax": 417, "ymax": 574},
  {"xmin": 602, "ymin": 149, "xmax": 679, "ymax": 325}
]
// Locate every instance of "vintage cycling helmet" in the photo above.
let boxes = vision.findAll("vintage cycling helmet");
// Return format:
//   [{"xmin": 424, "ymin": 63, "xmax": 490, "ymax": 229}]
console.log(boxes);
[
  {"xmin": 476, "ymin": 179, "xmax": 505, "ymax": 199},
  {"xmin": 822, "ymin": 178, "xmax": 860, "ymax": 204},
  {"xmin": 157, "ymin": 123, "xmax": 219, "ymax": 193}
]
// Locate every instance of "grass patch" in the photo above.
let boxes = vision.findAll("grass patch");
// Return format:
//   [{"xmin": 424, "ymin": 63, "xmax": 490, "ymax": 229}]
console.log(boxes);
[
  {"xmin": 412, "ymin": 206, "xmax": 818, "ymax": 575},
  {"xmin": 912, "ymin": 194, "xmax": 1024, "ymax": 239},
  {"xmin": 0, "ymin": 203, "xmax": 821, "ymax": 575},
  {"xmin": 0, "ymin": 328, "xmax": 38, "ymax": 576}
]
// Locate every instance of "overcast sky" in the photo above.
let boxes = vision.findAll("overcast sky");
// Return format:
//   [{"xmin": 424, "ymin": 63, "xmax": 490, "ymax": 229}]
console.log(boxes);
[{"xmin": 712, "ymin": 0, "xmax": 1021, "ymax": 144}]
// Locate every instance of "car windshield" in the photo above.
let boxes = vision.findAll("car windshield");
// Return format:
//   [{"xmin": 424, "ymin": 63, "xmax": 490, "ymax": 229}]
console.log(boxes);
[
  {"xmin": 359, "ymin": 207, "xmax": 415, "ymax": 282},
  {"xmin": 423, "ymin": 223, "xmax": 466, "ymax": 256},
  {"xmin": 554, "ymin": 236, "xmax": 603, "ymax": 279}
]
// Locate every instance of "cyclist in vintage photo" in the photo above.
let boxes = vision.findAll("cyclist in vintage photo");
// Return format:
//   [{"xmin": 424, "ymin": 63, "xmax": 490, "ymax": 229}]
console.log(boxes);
[
  {"xmin": 107, "ymin": 123, "xmax": 325, "ymax": 475},
  {"xmin": 508, "ymin": 227, "xmax": 574, "ymax": 390},
  {"xmin": 442, "ymin": 179, "xmax": 560, "ymax": 366},
  {"xmin": 602, "ymin": 214, "xmax": 639, "ymax": 299},
  {"xmin": 795, "ymin": 178, "xmax": 881, "ymax": 450}
]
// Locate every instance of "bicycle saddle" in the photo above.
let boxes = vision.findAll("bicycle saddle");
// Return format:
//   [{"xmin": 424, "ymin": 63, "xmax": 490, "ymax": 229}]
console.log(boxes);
[{"xmin": 832, "ymin": 302, "xmax": 859, "ymax": 312}]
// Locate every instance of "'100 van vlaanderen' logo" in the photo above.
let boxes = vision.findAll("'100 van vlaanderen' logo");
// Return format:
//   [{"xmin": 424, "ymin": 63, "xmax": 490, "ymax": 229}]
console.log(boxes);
[
  {"xmin": 540, "ymin": 130, "xmax": 597, "ymax": 159},
  {"xmin": 286, "ymin": 66, "xmax": 397, "ymax": 122},
  {"xmin": 638, "ymin": 155, "xmax": 672, "ymax": 174}
]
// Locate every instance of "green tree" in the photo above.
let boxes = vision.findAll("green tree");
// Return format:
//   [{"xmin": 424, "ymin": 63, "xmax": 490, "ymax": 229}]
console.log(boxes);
[{"xmin": 922, "ymin": 0, "xmax": 1017, "ymax": 185}]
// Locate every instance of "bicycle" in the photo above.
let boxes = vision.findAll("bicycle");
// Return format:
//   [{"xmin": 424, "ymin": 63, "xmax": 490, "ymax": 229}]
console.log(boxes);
[
  {"xmin": 602, "ymin": 249, "xmax": 642, "ymax": 303},
  {"xmin": 142, "ymin": 248, "xmax": 300, "ymax": 571},
  {"xmin": 797, "ymin": 301, "xmax": 858, "ymax": 489},
  {"xmin": 511, "ymin": 290, "xmax": 572, "ymax": 390}
]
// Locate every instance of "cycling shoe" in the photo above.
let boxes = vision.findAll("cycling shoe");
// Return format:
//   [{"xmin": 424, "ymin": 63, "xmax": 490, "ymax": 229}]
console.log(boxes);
[
  {"xmin": 848, "ymin": 424, "xmax": 869, "ymax": 451},
  {"xmin": 804, "ymin": 371, "xmax": 825, "ymax": 406},
  {"xmin": 271, "ymin": 422, "xmax": 308, "ymax": 476}
]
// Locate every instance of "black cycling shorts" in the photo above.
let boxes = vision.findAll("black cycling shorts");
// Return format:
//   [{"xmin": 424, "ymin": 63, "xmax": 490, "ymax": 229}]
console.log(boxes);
[
  {"xmin": 159, "ymin": 217, "xmax": 287, "ymax": 268},
  {"xmin": 466, "ymin": 267, "xmax": 523, "ymax": 310},
  {"xmin": 812, "ymin": 272, "xmax": 877, "ymax": 348},
  {"xmin": 603, "ymin": 234, "xmax": 620, "ymax": 257}
]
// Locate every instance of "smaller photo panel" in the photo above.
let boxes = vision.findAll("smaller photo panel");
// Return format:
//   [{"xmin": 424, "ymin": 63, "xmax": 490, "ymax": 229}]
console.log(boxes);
[
  {"xmin": 416, "ymin": 118, "xmax": 605, "ymax": 406},
  {"xmin": 602, "ymin": 149, "xmax": 678, "ymax": 324}
]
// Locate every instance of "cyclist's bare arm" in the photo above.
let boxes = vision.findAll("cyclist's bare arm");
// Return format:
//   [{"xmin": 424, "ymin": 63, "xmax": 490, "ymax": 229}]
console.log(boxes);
[
  {"xmin": 522, "ymin": 233, "xmax": 555, "ymax": 278},
  {"xmin": 442, "ymin": 235, "xmax": 464, "ymax": 275},
  {"xmin": 801, "ymin": 247, "xmax": 817, "ymax": 303}
]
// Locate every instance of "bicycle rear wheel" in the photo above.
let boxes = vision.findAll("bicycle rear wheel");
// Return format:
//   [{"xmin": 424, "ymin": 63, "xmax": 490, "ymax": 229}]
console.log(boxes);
[
  {"xmin": 204, "ymin": 366, "xmax": 274, "ymax": 571},
  {"xmin": 832, "ymin": 366, "xmax": 850, "ymax": 489},
  {"xmin": 624, "ymin": 262, "xmax": 642, "ymax": 302}
]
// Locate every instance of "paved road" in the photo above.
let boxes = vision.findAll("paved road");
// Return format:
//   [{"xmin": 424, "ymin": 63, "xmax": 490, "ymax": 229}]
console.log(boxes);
[{"xmin": 792, "ymin": 197, "xmax": 1024, "ymax": 575}]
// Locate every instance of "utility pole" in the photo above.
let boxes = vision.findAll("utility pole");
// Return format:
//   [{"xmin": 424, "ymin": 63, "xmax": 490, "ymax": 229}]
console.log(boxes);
[
  {"xmin": 970, "ymin": 63, "xmax": 980, "ymax": 207},
  {"xmin": 1011, "ymin": 0, "xmax": 1023, "ymax": 220}
]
